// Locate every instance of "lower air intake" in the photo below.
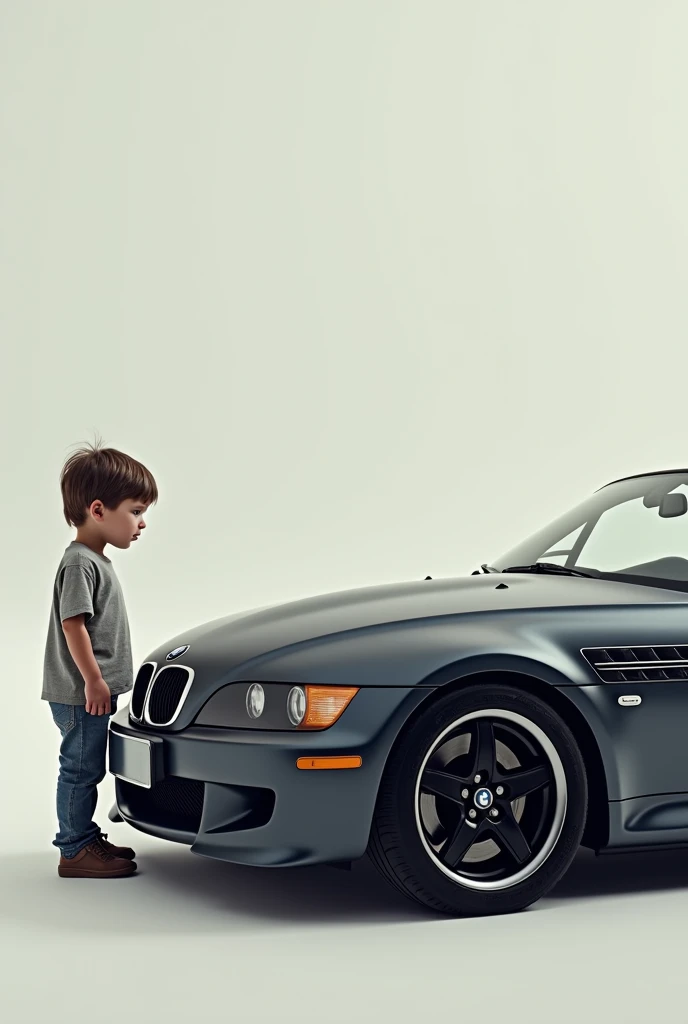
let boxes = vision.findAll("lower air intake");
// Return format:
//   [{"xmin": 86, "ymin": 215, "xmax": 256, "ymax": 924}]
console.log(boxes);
[{"xmin": 119, "ymin": 776, "xmax": 204, "ymax": 834}]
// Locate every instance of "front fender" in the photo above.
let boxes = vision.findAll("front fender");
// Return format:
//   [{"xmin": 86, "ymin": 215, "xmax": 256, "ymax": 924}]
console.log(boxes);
[{"xmin": 234, "ymin": 613, "xmax": 596, "ymax": 690}]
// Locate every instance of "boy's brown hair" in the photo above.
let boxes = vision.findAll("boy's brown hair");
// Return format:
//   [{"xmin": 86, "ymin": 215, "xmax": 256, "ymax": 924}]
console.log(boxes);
[{"xmin": 60, "ymin": 435, "xmax": 159, "ymax": 528}]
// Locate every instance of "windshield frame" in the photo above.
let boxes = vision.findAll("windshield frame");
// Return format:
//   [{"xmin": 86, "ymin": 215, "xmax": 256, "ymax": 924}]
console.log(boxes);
[{"xmin": 489, "ymin": 471, "xmax": 688, "ymax": 593}]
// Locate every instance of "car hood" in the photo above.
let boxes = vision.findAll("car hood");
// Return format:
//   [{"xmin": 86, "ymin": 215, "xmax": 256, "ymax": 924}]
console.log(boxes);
[{"xmin": 147, "ymin": 571, "xmax": 682, "ymax": 677}]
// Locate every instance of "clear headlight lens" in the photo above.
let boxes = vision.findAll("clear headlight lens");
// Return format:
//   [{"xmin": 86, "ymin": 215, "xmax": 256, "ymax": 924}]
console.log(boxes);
[
  {"xmin": 246, "ymin": 682, "xmax": 265, "ymax": 719},
  {"xmin": 287, "ymin": 686, "xmax": 307, "ymax": 726}
]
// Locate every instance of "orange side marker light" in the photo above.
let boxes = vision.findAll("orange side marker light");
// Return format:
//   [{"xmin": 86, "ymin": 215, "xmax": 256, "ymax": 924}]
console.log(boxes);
[{"xmin": 296, "ymin": 756, "xmax": 363, "ymax": 770}]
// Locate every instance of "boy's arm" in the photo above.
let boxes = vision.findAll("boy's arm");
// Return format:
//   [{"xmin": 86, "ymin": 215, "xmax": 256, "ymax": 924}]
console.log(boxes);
[{"xmin": 62, "ymin": 616, "xmax": 111, "ymax": 715}]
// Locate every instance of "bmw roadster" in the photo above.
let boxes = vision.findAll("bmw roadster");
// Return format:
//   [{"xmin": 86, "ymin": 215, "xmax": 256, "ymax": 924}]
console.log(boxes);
[{"xmin": 108, "ymin": 468, "xmax": 688, "ymax": 916}]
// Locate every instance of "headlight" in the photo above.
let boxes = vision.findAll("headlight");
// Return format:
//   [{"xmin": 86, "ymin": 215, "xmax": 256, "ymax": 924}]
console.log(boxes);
[
  {"xmin": 246, "ymin": 683, "xmax": 265, "ymax": 719},
  {"xmin": 287, "ymin": 686, "xmax": 306, "ymax": 726},
  {"xmin": 195, "ymin": 682, "xmax": 360, "ymax": 730}
]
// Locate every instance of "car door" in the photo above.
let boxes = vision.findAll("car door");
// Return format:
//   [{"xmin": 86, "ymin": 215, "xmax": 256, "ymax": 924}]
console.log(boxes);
[{"xmin": 572, "ymin": 485, "xmax": 688, "ymax": 800}]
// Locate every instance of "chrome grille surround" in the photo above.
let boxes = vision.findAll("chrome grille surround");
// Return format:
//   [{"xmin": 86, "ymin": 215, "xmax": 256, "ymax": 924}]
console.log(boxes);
[{"xmin": 143, "ymin": 664, "xmax": 195, "ymax": 726}]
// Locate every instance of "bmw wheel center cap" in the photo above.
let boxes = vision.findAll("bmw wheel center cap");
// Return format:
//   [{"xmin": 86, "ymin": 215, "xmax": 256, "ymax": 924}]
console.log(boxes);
[
  {"xmin": 474, "ymin": 787, "xmax": 494, "ymax": 810},
  {"xmin": 166, "ymin": 645, "xmax": 189, "ymax": 661}
]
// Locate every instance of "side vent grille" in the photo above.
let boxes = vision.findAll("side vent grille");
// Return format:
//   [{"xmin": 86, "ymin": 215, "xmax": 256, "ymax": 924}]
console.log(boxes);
[{"xmin": 582, "ymin": 645, "xmax": 688, "ymax": 682}]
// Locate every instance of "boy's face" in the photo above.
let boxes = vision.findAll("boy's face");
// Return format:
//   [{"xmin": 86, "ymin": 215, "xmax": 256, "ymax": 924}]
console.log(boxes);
[{"xmin": 88, "ymin": 497, "xmax": 149, "ymax": 550}]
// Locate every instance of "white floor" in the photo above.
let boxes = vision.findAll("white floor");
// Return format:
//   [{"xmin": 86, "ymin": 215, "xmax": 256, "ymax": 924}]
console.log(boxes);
[{"xmin": 4, "ymin": 769, "xmax": 688, "ymax": 1023}]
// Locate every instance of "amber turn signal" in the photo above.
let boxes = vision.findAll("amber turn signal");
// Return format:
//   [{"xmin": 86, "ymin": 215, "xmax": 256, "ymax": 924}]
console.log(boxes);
[
  {"xmin": 296, "ymin": 756, "xmax": 362, "ymax": 770},
  {"xmin": 298, "ymin": 685, "xmax": 359, "ymax": 729}
]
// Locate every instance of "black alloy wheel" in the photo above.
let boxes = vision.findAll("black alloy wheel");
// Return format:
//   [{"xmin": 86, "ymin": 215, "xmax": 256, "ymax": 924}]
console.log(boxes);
[{"xmin": 368, "ymin": 684, "xmax": 588, "ymax": 916}]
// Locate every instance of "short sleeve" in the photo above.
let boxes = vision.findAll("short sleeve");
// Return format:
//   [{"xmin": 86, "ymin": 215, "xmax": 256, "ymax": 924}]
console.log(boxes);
[{"xmin": 59, "ymin": 563, "xmax": 96, "ymax": 623}]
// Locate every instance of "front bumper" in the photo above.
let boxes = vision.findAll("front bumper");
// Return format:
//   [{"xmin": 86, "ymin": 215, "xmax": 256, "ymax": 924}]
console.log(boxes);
[{"xmin": 108, "ymin": 686, "xmax": 429, "ymax": 867}]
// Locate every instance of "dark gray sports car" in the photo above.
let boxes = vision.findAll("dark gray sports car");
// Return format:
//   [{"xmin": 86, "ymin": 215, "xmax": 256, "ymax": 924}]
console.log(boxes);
[{"xmin": 108, "ymin": 468, "xmax": 688, "ymax": 916}]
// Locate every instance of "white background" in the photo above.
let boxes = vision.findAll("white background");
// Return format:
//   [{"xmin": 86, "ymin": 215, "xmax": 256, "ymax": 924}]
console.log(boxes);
[{"xmin": 2, "ymin": 2, "xmax": 688, "ymax": 1022}]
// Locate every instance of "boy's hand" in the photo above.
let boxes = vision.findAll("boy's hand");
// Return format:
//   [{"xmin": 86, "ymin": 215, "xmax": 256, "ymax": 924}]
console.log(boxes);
[{"xmin": 85, "ymin": 677, "xmax": 111, "ymax": 715}]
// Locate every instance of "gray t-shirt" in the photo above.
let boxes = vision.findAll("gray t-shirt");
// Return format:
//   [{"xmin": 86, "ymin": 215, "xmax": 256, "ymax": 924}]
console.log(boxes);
[{"xmin": 41, "ymin": 541, "xmax": 134, "ymax": 704}]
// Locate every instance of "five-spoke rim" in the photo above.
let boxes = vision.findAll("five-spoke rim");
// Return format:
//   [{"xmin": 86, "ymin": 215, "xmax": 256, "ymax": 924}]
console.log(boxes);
[{"xmin": 414, "ymin": 709, "xmax": 567, "ymax": 891}]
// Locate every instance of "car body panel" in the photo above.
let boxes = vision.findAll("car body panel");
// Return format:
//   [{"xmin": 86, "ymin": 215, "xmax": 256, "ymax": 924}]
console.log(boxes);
[
  {"xmin": 607, "ymin": 795, "xmax": 688, "ymax": 852},
  {"xmin": 561, "ymin": 679, "xmax": 688, "ymax": 801}
]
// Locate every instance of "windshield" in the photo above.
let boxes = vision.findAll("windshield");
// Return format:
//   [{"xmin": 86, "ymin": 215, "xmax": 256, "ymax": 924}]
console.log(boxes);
[{"xmin": 490, "ymin": 471, "xmax": 688, "ymax": 589}]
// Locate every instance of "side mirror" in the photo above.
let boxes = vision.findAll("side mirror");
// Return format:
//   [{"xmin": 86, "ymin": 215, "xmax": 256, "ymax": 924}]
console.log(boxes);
[{"xmin": 659, "ymin": 492, "xmax": 688, "ymax": 518}]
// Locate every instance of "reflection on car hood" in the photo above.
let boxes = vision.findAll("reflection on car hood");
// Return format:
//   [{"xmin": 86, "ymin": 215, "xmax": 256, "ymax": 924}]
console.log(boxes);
[{"xmin": 149, "ymin": 572, "xmax": 683, "ymax": 674}]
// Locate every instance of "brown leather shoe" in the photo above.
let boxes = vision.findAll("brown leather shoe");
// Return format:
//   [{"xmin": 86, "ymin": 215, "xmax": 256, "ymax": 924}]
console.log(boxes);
[
  {"xmin": 97, "ymin": 832, "xmax": 136, "ymax": 860},
  {"xmin": 58, "ymin": 840, "xmax": 137, "ymax": 878}
]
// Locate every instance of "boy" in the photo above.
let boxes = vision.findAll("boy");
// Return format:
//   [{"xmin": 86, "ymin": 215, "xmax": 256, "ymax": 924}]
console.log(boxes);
[{"xmin": 42, "ymin": 438, "xmax": 158, "ymax": 878}]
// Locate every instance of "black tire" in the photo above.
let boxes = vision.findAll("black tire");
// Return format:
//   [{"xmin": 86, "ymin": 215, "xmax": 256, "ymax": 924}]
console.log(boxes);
[{"xmin": 368, "ymin": 684, "xmax": 587, "ymax": 916}]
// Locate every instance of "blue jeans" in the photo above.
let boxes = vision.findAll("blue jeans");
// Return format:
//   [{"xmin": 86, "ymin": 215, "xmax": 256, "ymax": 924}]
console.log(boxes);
[{"xmin": 49, "ymin": 694, "xmax": 119, "ymax": 859}]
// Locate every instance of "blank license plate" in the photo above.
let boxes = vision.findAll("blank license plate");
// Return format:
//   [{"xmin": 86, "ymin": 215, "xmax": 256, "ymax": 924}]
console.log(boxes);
[{"xmin": 109, "ymin": 731, "xmax": 153, "ymax": 789}]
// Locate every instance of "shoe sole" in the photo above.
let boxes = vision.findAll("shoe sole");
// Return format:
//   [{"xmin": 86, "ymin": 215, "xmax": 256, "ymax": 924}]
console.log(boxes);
[{"xmin": 58, "ymin": 862, "xmax": 137, "ymax": 878}]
